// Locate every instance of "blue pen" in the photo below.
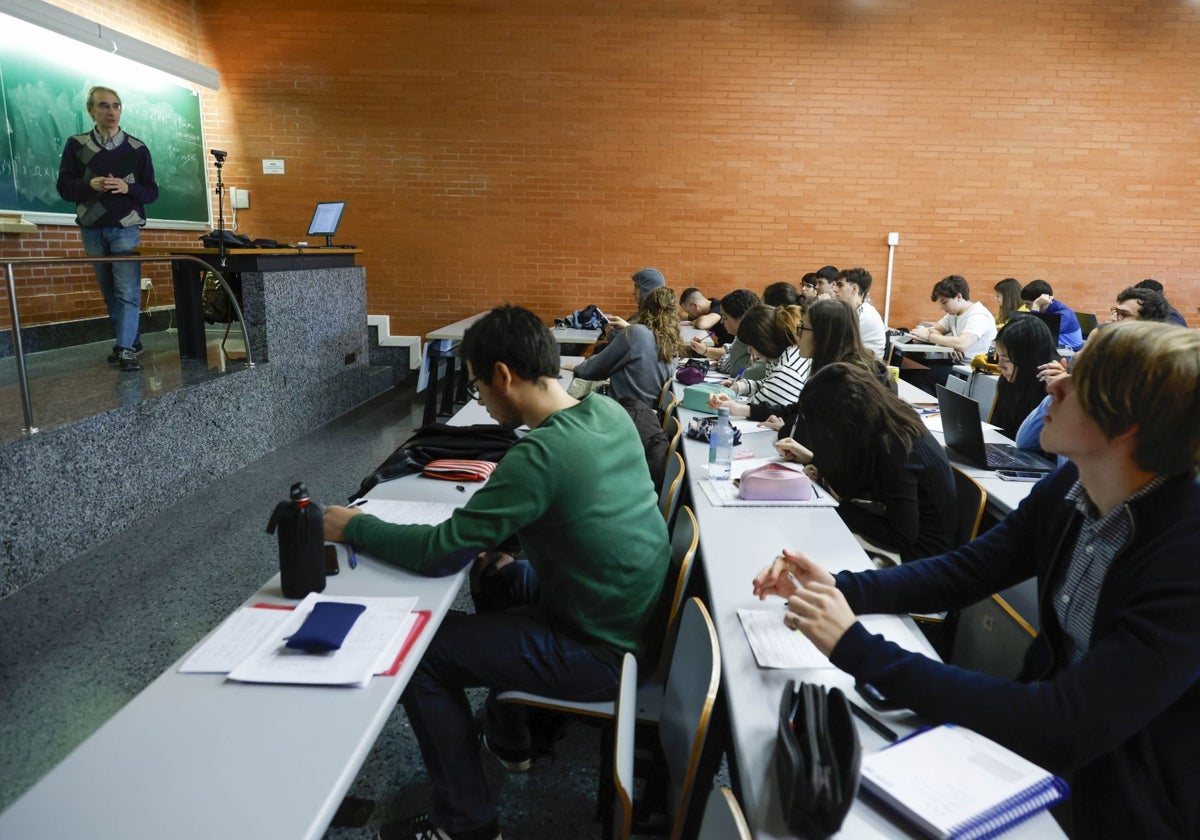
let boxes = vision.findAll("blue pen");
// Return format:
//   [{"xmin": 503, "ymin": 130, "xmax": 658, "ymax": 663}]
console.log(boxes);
[{"xmin": 347, "ymin": 543, "xmax": 358, "ymax": 570}]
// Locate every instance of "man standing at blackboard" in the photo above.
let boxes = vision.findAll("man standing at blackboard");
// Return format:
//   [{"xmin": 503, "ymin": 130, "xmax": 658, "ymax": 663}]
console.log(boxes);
[{"xmin": 56, "ymin": 86, "xmax": 158, "ymax": 372}]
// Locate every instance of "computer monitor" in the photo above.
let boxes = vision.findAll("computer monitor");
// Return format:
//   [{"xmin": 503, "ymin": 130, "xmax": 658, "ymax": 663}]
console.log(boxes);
[{"xmin": 307, "ymin": 201, "xmax": 346, "ymax": 246}]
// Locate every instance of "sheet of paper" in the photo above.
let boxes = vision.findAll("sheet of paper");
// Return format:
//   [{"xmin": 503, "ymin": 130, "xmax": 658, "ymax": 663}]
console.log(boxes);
[
  {"xmin": 227, "ymin": 593, "xmax": 418, "ymax": 687},
  {"xmin": 178, "ymin": 607, "xmax": 291, "ymax": 673},
  {"xmin": 350, "ymin": 499, "xmax": 460, "ymax": 526},
  {"xmin": 739, "ymin": 610, "xmax": 934, "ymax": 669},
  {"xmin": 698, "ymin": 459, "xmax": 838, "ymax": 508}
]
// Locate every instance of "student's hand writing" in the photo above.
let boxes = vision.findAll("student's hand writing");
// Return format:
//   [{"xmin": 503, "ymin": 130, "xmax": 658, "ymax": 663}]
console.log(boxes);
[
  {"xmin": 774, "ymin": 437, "xmax": 813, "ymax": 464},
  {"xmin": 752, "ymin": 548, "xmax": 836, "ymax": 601},
  {"xmin": 785, "ymin": 582, "xmax": 857, "ymax": 657},
  {"xmin": 708, "ymin": 393, "xmax": 750, "ymax": 417},
  {"xmin": 803, "ymin": 464, "xmax": 820, "ymax": 482},
  {"xmin": 323, "ymin": 505, "xmax": 362, "ymax": 542},
  {"xmin": 760, "ymin": 415, "xmax": 784, "ymax": 432}
]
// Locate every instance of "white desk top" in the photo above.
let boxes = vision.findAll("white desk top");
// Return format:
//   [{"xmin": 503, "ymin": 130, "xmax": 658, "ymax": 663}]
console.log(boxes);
[
  {"xmin": 675, "ymin": 409, "xmax": 1062, "ymax": 838},
  {"xmin": 0, "ymin": 467, "xmax": 480, "ymax": 840},
  {"xmin": 427, "ymin": 311, "xmax": 599, "ymax": 345}
]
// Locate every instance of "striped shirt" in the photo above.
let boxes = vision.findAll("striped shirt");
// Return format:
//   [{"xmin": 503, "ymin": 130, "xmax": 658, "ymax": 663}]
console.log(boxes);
[
  {"xmin": 737, "ymin": 344, "xmax": 810, "ymax": 407},
  {"xmin": 1053, "ymin": 475, "xmax": 1168, "ymax": 663}
]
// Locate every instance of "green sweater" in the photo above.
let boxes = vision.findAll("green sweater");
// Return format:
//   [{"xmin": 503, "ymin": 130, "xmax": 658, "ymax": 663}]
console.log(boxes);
[{"xmin": 345, "ymin": 394, "xmax": 670, "ymax": 663}]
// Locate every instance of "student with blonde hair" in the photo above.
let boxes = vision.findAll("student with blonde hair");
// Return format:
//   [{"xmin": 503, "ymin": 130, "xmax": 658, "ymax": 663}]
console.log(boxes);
[{"xmin": 754, "ymin": 321, "xmax": 1200, "ymax": 839}]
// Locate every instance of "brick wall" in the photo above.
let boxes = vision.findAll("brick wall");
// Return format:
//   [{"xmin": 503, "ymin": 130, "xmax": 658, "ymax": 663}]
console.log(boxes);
[{"xmin": 4, "ymin": 0, "xmax": 1198, "ymax": 338}]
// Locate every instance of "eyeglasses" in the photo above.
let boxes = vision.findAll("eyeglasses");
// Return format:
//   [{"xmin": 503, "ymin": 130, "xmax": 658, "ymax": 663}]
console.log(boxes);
[
  {"xmin": 1110, "ymin": 307, "xmax": 1133, "ymax": 320},
  {"xmin": 466, "ymin": 376, "xmax": 482, "ymax": 400},
  {"xmin": 796, "ymin": 324, "xmax": 813, "ymax": 335}
]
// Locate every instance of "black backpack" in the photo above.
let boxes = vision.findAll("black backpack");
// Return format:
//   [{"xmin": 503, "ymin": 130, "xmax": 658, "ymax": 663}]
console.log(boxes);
[{"xmin": 350, "ymin": 423, "xmax": 519, "ymax": 500}]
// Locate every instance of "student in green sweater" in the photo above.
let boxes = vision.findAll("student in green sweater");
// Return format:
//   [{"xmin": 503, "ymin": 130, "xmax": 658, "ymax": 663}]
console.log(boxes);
[{"xmin": 324, "ymin": 304, "xmax": 669, "ymax": 840}]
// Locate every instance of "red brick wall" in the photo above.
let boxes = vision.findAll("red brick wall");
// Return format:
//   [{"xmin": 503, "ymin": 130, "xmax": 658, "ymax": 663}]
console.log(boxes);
[{"xmin": 4, "ymin": 0, "xmax": 1198, "ymax": 337}]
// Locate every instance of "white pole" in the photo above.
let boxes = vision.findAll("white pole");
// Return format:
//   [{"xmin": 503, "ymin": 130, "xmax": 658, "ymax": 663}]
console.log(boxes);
[{"xmin": 883, "ymin": 231, "xmax": 900, "ymax": 326}]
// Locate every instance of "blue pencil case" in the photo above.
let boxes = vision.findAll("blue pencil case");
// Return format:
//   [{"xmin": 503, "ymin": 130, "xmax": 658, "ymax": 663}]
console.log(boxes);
[{"xmin": 285, "ymin": 601, "xmax": 366, "ymax": 652}]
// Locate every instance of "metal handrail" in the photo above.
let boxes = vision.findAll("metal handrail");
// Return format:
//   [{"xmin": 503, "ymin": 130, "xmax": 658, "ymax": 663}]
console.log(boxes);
[{"xmin": 4, "ymin": 254, "xmax": 254, "ymax": 436}]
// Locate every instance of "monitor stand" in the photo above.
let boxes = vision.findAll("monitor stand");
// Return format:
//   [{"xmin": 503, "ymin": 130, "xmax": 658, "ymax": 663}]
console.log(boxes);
[{"xmin": 323, "ymin": 235, "xmax": 334, "ymax": 247}]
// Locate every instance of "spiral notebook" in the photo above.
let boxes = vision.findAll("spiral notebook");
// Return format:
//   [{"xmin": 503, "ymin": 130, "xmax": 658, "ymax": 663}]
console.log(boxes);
[{"xmin": 861, "ymin": 724, "xmax": 1068, "ymax": 840}]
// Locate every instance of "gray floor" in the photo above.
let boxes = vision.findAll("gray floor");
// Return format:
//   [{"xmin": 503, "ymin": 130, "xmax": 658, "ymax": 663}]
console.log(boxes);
[{"xmin": 0, "ymin": 382, "xmax": 621, "ymax": 838}]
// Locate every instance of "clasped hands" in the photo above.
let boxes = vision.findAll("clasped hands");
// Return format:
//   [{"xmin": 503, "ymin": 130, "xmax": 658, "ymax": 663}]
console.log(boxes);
[
  {"xmin": 90, "ymin": 173, "xmax": 129, "ymax": 194},
  {"xmin": 752, "ymin": 548, "xmax": 856, "ymax": 656}
]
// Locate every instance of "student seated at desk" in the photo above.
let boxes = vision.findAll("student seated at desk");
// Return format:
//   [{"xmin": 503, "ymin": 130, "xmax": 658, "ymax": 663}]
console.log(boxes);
[
  {"xmin": 1021, "ymin": 278, "xmax": 1084, "ymax": 352},
  {"xmin": 774, "ymin": 362, "xmax": 956, "ymax": 562},
  {"xmin": 325, "ymin": 305, "xmax": 670, "ymax": 840},
  {"xmin": 569, "ymin": 286, "xmax": 685, "ymax": 405},
  {"xmin": 754, "ymin": 321, "xmax": 1200, "ymax": 840},
  {"xmin": 903, "ymin": 274, "xmax": 998, "ymax": 393},
  {"xmin": 688, "ymin": 288, "xmax": 761, "ymax": 379},
  {"xmin": 706, "ymin": 304, "xmax": 810, "ymax": 418},
  {"xmin": 990, "ymin": 315, "xmax": 1058, "ymax": 440}
]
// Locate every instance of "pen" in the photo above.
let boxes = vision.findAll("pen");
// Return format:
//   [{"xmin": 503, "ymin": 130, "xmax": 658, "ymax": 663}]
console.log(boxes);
[
  {"xmin": 849, "ymin": 700, "xmax": 899, "ymax": 742},
  {"xmin": 346, "ymin": 542, "xmax": 358, "ymax": 570}
]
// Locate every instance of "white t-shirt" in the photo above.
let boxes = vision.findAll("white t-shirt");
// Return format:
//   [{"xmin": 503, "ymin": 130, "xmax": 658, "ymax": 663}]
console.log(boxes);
[
  {"xmin": 858, "ymin": 301, "xmax": 887, "ymax": 360},
  {"xmin": 937, "ymin": 300, "xmax": 997, "ymax": 357}
]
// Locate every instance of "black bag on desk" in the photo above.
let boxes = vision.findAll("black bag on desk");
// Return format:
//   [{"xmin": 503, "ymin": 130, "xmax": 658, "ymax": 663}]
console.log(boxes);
[
  {"xmin": 351, "ymin": 423, "xmax": 519, "ymax": 500},
  {"xmin": 776, "ymin": 680, "xmax": 861, "ymax": 838}
]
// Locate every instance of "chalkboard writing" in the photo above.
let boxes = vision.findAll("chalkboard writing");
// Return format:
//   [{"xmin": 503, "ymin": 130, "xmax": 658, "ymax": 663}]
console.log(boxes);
[{"xmin": 0, "ymin": 40, "xmax": 208, "ymax": 225}]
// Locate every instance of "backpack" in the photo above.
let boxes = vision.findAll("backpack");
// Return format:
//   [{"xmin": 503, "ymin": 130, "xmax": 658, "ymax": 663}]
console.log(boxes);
[{"xmin": 350, "ymin": 423, "xmax": 519, "ymax": 500}]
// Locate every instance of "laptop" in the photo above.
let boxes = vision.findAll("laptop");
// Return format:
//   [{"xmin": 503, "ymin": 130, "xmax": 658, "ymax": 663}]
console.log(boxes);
[
  {"xmin": 936, "ymin": 385, "xmax": 1056, "ymax": 471},
  {"xmin": 1022, "ymin": 311, "xmax": 1061, "ymax": 346}
]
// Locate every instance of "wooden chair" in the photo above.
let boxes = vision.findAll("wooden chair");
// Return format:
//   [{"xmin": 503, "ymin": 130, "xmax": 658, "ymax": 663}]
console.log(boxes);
[
  {"xmin": 697, "ymin": 786, "xmax": 752, "ymax": 840},
  {"xmin": 660, "ymin": 395, "xmax": 679, "ymax": 431},
  {"xmin": 950, "ymin": 593, "xmax": 1037, "ymax": 679},
  {"xmin": 665, "ymin": 414, "xmax": 682, "ymax": 456},
  {"xmin": 659, "ymin": 450, "xmax": 685, "ymax": 525},
  {"xmin": 657, "ymin": 598, "xmax": 722, "ymax": 840},
  {"xmin": 656, "ymin": 377, "xmax": 675, "ymax": 416},
  {"xmin": 951, "ymin": 465, "xmax": 988, "ymax": 546},
  {"xmin": 610, "ymin": 653, "xmax": 638, "ymax": 840}
]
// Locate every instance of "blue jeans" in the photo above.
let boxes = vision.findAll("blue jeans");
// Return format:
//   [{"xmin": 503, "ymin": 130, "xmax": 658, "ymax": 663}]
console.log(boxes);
[
  {"xmin": 81, "ymin": 226, "xmax": 142, "ymax": 351},
  {"xmin": 401, "ymin": 560, "xmax": 619, "ymax": 833}
]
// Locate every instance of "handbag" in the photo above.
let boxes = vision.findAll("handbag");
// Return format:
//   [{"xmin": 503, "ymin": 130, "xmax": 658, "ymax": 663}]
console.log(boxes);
[
  {"xmin": 738, "ymin": 462, "xmax": 813, "ymax": 501},
  {"xmin": 684, "ymin": 415, "xmax": 743, "ymax": 446},
  {"xmin": 675, "ymin": 358, "xmax": 710, "ymax": 385},
  {"xmin": 776, "ymin": 680, "xmax": 861, "ymax": 838}
]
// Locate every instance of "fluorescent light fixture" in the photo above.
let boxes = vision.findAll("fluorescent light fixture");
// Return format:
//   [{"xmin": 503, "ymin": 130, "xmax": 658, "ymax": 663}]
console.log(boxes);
[{"xmin": 0, "ymin": 0, "xmax": 219, "ymax": 90}]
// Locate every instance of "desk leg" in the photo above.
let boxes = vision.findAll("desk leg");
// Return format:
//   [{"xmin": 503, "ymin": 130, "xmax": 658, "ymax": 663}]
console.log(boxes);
[{"xmin": 172, "ymin": 261, "xmax": 207, "ymax": 359}]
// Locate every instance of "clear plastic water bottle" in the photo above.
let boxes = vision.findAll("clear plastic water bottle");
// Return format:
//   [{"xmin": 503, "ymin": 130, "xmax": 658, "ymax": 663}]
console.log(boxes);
[{"xmin": 708, "ymin": 406, "xmax": 734, "ymax": 480}]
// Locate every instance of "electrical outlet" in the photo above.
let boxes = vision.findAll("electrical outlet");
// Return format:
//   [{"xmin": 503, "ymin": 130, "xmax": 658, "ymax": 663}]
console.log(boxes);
[{"xmin": 140, "ymin": 278, "xmax": 153, "ymax": 291}]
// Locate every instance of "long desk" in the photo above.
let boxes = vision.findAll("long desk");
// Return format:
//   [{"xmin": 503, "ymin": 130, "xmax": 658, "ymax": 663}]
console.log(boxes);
[
  {"xmin": 674, "ymin": 397, "xmax": 1063, "ymax": 838},
  {"xmin": 0, "ymin": 445, "xmax": 481, "ymax": 839}
]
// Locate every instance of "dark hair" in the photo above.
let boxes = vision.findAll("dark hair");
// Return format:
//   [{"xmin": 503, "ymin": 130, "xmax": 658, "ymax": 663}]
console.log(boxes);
[
  {"xmin": 762, "ymin": 281, "xmax": 801, "ymax": 308},
  {"xmin": 679, "ymin": 287, "xmax": 704, "ymax": 306},
  {"xmin": 930, "ymin": 275, "xmax": 970, "ymax": 301},
  {"xmin": 815, "ymin": 265, "xmax": 839, "ymax": 281},
  {"xmin": 736, "ymin": 304, "xmax": 802, "ymax": 360},
  {"xmin": 805, "ymin": 299, "xmax": 879, "ymax": 376},
  {"xmin": 462, "ymin": 304, "xmax": 560, "ymax": 385},
  {"xmin": 993, "ymin": 278, "xmax": 1023, "ymax": 320},
  {"xmin": 991, "ymin": 315, "xmax": 1057, "ymax": 438},
  {"xmin": 798, "ymin": 362, "xmax": 927, "ymax": 498},
  {"xmin": 837, "ymin": 267, "xmax": 872, "ymax": 296},
  {"xmin": 1116, "ymin": 287, "xmax": 1171, "ymax": 322},
  {"xmin": 1020, "ymin": 279, "xmax": 1053, "ymax": 302},
  {"xmin": 800, "ymin": 272, "xmax": 819, "ymax": 289},
  {"xmin": 1134, "ymin": 278, "xmax": 1164, "ymax": 293},
  {"xmin": 720, "ymin": 288, "xmax": 761, "ymax": 319}
]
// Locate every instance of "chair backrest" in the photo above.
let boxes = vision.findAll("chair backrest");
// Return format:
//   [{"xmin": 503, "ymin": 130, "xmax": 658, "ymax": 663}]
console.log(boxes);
[
  {"xmin": 697, "ymin": 786, "xmax": 752, "ymax": 840},
  {"xmin": 946, "ymin": 374, "xmax": 968, "ymax": 395},
  {"xmin": 656, "ymin": 377, "xmax": 675, "ymax": 415},
  {"xmin": 659, "ymin": 598, "xmax": 721, "ymax": 840},
  {"xmin": 950, "ymin": 594, "xmax": 1036, "ymax": 679},
  {"xmin": 611, "ymin": 652, "xmax": 639, "ymax": 840},
  {"xmin": 950, "ymin": 465, "xmax": 987, "ymax": 546},
  {"xmin": 967, "ymin": 372, "xmax": 998, "ymax": 422},
  {"xmin": 653, "ymin": 505, "xmax": 699, "ymax": 678},
  {"xmin": 659, "ymin": 450, "xmax": 686, "ymax": 525},
  {"xmin": 665, "ymin": 414, "xmax": 682, "ymax": 455},
  {"xmin": 660, "ymin": 395, "xmax": 679, "ymax": 431}
]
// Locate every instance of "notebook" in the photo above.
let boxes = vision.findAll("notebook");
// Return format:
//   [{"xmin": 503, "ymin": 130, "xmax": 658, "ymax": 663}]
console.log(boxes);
[
  {"xmin": 936, "ymin": 385, "xmax": 1056, "ymax": 472},
  {"xmin": 861, "ymin": 724, "xmax": 1069, "ymax": 840}
]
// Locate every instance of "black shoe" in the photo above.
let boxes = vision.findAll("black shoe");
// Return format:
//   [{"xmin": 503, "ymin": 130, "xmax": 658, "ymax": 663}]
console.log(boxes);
[
  {"xmin": 377, "ymin": 813, "xmax": 501, "ymax": 840},
  {"xmin": 108, "ymin": 343, "xmax": 143, "ymax": 363},
  {"xmin": 117, "ymin": 349, "xmax": 142, "ymax": 371}
]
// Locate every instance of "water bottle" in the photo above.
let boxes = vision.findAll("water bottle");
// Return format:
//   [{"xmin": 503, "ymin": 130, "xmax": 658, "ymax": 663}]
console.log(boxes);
[
  {"xmin": 708, "ymin": 406, "xmax": 734, "ymax": 480},
  {"xmin": 266, "ymin": 482, "xmax": 326, "ymax": 599}
]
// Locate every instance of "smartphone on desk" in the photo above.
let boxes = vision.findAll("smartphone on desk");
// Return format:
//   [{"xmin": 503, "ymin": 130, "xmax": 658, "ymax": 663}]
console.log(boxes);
[
  {"xmin": 856, "ymin": 680, "xmax": 904, "ymax": 713},
  {"xmin": 996, "ymin": 470, "xmax": 1045, "ymax": 482}
]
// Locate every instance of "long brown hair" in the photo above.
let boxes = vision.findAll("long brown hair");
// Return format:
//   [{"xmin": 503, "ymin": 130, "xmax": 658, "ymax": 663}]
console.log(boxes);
[
  {"xmin": 805, "ymin": 299, "xmax": 880, "ymax": 376},
  {"xmin": 736, "ymin": 304, "xmax": 803, "ymax": 360},
  {"xmin": 638, "ymin": 287, "xmax": 687, "ymax": 362},
  {"xmin": 798, "ymin": 362, "xmax": 926, "ymax": 498}
]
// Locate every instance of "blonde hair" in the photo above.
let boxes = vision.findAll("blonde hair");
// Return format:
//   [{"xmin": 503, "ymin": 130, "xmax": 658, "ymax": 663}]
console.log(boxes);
[
  {"xmin": 638, "ymin": 287, "xmax": 687, "ymax": 363},
  {"xmin": 1073, "ymin": 321, "xmax": 1200, "ymax": 474},
  {"xmin": 736, "ymin": 304, "xmax": 804, "ymax": 360}
]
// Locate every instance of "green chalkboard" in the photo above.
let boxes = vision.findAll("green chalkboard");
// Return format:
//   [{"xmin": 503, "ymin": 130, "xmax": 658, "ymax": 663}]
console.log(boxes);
[{"xmin": 0, "ymin": 40, "xmax": 208, "ymax": 225}]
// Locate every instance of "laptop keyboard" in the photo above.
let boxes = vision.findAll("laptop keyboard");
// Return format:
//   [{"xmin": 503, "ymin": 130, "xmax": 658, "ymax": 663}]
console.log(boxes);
[{"xmin": 985, "ymin": 444, "xmax": 1034, "ymax": 469}]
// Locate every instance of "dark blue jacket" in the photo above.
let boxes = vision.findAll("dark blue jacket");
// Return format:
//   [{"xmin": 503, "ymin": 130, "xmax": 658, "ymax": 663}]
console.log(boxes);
[{"xmin": 831, "ymin": 464, "xmax": 1200, "ymax": 838}]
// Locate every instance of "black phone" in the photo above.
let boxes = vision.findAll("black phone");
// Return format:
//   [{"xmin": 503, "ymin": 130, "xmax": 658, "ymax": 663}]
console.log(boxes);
[
  {"xmin": 996, "ymin": 469, "xmax": 1045, "ymax": 482},
  {"xmin": 855, "ymin": 680, "xmax": 903, "ymax": 712},
  {"xmin": 323, "ymin": 543, "xmax": 340, "ymax": 576}
]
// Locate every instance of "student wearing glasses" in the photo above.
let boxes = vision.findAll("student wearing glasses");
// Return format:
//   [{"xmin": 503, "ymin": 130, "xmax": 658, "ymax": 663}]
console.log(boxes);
[
  {"xmin": 755, "ymin": 321, "xmax": 1200, "ymax": 839},
  {"xmin": 989, "ymin": 315, "xmax": 1059, "ymax": 441},
  {"xmin": 1110, "ymin": 287, "xmax": 1171, "ymax": 323}
]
